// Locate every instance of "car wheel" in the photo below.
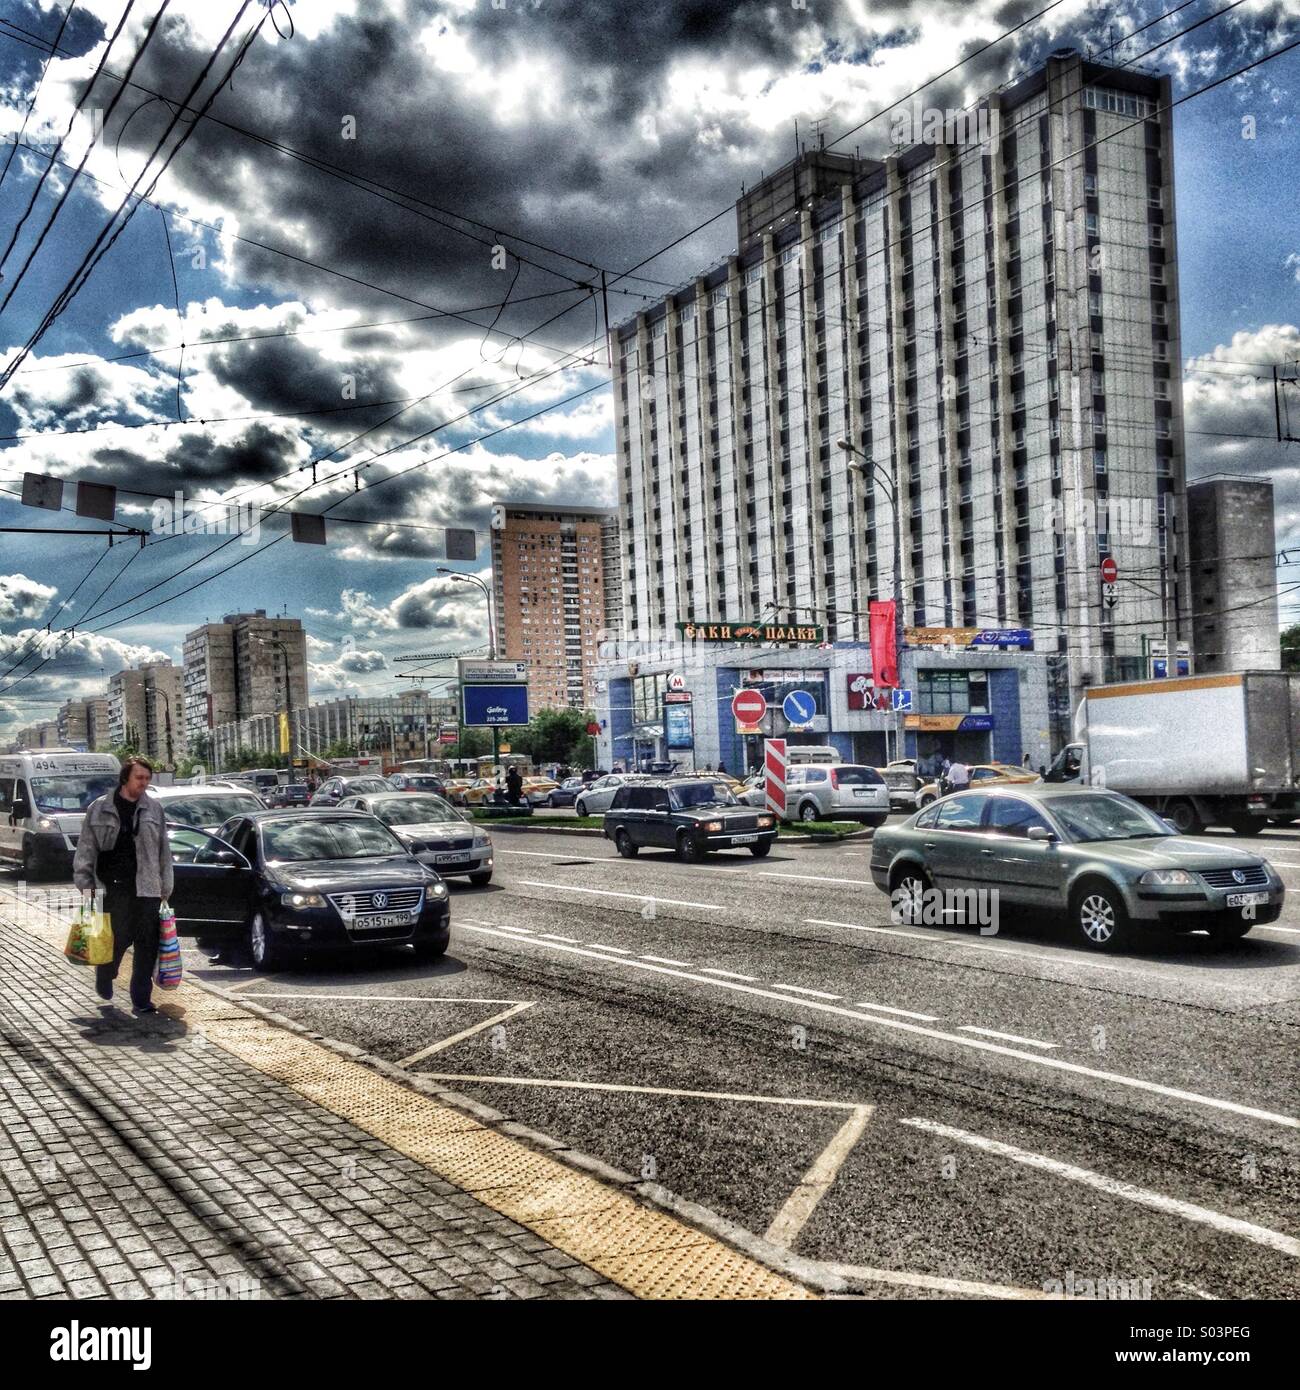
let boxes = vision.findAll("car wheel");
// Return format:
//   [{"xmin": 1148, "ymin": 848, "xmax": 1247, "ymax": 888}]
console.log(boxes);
[
  {"xmin": 1071, "ymin": 880, "xmax": 1130, "ymax": 951},
  {"xmin": 469, "ymin": 870, "xmax": 493, "ymax": 886},
  {"xmin": 575, "ymin": 799, "xmax": 587, "ymax": 817},
  {"xmin": 1223, "ymin": 817, "xmax": 1257, "ymax": 836},
  {"xmin": 413, "ymin": 938, "xmax": 447, "ymax": 961},
  {"xmin": 749, "ymin": 842, "xmax": 771, "ymax": 858},
  {"xmin": 798, "ymin": 801, "xmax": 819, "ymax": 823},
  {"xmin": 864, "ymin": 814, "xmax": 888, "ymax": 829},
  {"xmin": 1164, "ymin": 799, "xmax": 1202, "ymax": 835},
  {"xmin": 21, "ymin": 841, "xmax": 43, "ymax": 882},
  {"xmin": 548, "ymin": 794, "xmax": 558, "ymax": 808},
  {"xmin": 247, "ymin": 909, "xmax": 282, "ymax": 971},
  {"xmin": 918, "ymin": 793, "xmax": 935, "ymax": 809},
  {"xmin": 676, "ymin": 832, "xmax": 706, "ymax": 863},
  {"xmin": 615, "ymin": 829, "xmax": 639, "ymax": 858},
  {"xmin": 889, "ymin": 866, "xmax": 930, "ymax": 926}
]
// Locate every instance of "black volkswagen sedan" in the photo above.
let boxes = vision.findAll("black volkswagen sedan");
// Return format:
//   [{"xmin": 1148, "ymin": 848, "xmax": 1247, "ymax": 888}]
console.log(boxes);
[
  {"xmin": 602, "ymin": 777, "xmax": 777, "ymax": 861},
  {"xmin": 166, "ymin": 809, "xmax": 451, "ymax": 970}
]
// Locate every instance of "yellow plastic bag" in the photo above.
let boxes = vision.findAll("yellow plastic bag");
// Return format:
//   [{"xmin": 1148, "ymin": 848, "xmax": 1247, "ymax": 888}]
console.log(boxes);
[
  {"xmin": 66, "ymin": 904, "xmax": 113, "ymax": 966},
  {"xmin": 86, "ymin": 909, "xmax": 114, "ymax": 967}
]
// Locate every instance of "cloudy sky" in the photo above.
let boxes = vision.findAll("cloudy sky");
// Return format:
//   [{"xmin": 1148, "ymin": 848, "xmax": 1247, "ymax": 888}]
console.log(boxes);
[{"xmin": 0, "ymin": 0, "xmax": 1297, "ymax": 740}]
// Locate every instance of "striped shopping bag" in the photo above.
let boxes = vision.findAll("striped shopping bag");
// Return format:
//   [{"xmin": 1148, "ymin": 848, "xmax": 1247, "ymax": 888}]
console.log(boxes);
[{"xmin": 156, "ymin": 902, "xmax": 182, "ymax": 990}]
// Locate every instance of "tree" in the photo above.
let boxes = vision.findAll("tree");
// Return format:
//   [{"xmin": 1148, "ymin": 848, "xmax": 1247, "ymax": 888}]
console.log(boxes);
[
  {"xmin": 321, "ymin": 739, "xmax": 359, "ymax": 760},
  {"xmin": 1282, "ymin": 624, "xmax": 1300, "ymax": 673},
  {"xmin": 507, "ymin": 708, "xmax": 596, "ymax": 768}
]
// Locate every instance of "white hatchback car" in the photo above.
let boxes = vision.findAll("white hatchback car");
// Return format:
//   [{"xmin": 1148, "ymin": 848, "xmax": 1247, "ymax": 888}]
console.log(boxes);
[{"xmin": 785, "ymin": 764, "xmax": 890, "ymax": 825}]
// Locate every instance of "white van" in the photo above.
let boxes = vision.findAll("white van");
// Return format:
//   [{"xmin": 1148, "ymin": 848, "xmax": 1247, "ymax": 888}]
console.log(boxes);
[
  {"xmin": 784, "ymin": 745, "xmax": 842, "ymax": 766},
  {"xmin": 0, "ymin": 749, "xmax": 121, "ymax": 879}
]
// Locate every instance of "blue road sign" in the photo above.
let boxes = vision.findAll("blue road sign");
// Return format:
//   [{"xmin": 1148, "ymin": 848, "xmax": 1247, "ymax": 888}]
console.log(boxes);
[
  {"xmin": 783, "ymin": 689, "xmax": 816, "ymax": 725},
  {"xmin": 462, "ymin": 683, "xmax": 529, "ymax": 727},
  {"xmin": 891, "ymin": 688, "xmax": 914, "ymax": 712}
]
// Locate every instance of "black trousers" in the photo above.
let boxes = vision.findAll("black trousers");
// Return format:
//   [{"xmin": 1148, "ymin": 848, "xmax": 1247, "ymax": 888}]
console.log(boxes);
[{"xmin": 95, "ymin": 885, "xmax": 161, "ymax": 1008}]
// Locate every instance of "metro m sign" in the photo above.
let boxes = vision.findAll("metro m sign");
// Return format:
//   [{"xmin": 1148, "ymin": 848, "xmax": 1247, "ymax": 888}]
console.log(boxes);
[{"xmin": 764, "ymin": 738, "xmax": 787, "ymax": 820}]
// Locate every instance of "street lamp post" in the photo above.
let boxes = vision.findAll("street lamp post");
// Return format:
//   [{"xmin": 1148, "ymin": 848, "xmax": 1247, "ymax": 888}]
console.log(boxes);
[
  {"xmin": 146, "ymin": 686, "xmax": 174, "ymax": 767},
  {"xmin": 838, "ymin": 439, "xmax": 906, "ymax": 764},
  {"xmin": 437, "ymin": 567, "xmax": 499, "ymax": 770}
]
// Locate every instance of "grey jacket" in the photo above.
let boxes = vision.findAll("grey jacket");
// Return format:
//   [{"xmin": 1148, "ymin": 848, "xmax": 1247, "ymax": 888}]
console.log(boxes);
[{"xmin": 72, "ymin": 790, "xmax": 174, "ymax": 900}]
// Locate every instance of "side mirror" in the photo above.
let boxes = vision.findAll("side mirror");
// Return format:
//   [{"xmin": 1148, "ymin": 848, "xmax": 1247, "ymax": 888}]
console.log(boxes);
[
  {"xmin": 212, "ymin": 849, "xmax": 244, "ymax": 865},
  {"xmin": 1026, "ymin": 825, "xmax": 1055, "ymax": 842}
]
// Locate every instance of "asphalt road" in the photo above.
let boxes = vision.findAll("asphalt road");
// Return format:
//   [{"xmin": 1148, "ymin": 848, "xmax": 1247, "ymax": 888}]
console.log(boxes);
[{"xmin": 12, "ymin": 820, "xmax": 1300, "ymax": 1300}]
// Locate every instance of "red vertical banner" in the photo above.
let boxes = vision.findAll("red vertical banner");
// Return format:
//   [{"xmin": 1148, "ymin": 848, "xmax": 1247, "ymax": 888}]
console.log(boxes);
[{"xmin": 869, "ymin": 599, "xmax": 898, "ymax": 687}]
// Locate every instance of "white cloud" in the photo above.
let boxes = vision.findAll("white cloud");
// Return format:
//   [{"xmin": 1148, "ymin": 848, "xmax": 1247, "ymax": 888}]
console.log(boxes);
[{"xmin": 0, "ymin": 574, "xmax": 57, "ymax": 623}]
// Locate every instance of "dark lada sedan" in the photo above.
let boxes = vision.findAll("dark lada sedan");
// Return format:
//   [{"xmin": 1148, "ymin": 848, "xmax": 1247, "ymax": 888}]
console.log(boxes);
[
  {"xmin": 166, "ymin": 809, "xmax": 451, "ymax": 970},
  {"xmin": 869, "ymin": 785, "xmax": 1284, "ymax": 950},
  {"xmin": 603, "ymin": 777, "xmax": 777, "ymax": 861}
]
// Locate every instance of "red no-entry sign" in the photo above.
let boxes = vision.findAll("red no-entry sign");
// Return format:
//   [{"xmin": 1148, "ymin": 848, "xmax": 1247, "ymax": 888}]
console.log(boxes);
[
  {"xmin": 1100, "ymin": 556, "xmax": 1118, "ymax": 584},
  {"xmin": 732, "ymin": 689, "xmax": 767, "ymax": 725}
]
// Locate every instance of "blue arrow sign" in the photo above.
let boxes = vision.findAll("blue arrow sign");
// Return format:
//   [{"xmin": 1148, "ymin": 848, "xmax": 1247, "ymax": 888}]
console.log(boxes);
[{"xmin": 783, "ymin": 690, "xmax": 816, "ymax": 725}]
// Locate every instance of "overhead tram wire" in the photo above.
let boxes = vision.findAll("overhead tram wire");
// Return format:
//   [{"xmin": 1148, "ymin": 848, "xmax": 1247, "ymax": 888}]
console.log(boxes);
[
  {"xmin": 0, "ymin": 1, "xmax": 267, "ymax": 389},
  {"xmin": 0, "ymin": 0, "xmax": 77, "ymax": 195},
  {"xmin": 0, "ymin": 0, "xmax": 163, "ymax": 309},
  {"xmin": 0, "ymin": 11, "xmax": 678, "ymax": 300}
]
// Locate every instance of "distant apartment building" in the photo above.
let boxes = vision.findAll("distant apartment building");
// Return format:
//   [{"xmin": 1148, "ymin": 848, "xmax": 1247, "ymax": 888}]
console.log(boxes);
[
  {"xmin": 56, "ymin": 696, "xmax": 109, "ymax": 751},
  {"xmin": 107, "ymin": 662, "xmax": 185, "ymax": 762},
  {"xmin": 613, "ymin": 49, "xmax": 1189, "ymax": 720},
  {"xmin": 1187, "ymin": 475, "xmax": 1280, "ymax": 673},
  {"xmin": 183, "ymin": 610, "xmax": 308, "ymax": 745},
  {"xmin": 490, "ymin": 501, "xmax": 621, "ymax": 710},
  {"xmin": 209, "ymin": 691, "xmax": 434, "ymax": 769},
  {"xmin": 9, "ymin": 720, "xmax": 58, "ymax": 751}
]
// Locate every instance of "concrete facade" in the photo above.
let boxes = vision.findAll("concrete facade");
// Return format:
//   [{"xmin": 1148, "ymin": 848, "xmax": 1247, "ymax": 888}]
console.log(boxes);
[
  {"xmin": 55, "ymin": 697, "xmax": 108, "ymax": 751},
  {"xmin": 612, "ymin": 52, "xmax": 1189, "ymax": 736},
  {"xmin": 210, "ymin": 691, "xmax": 434, "ymax": 769},
  {"xmin": 491, "ymin": 502, "xmax": 619, "ymax": 711},
  {"xmin": 107, "ymin": 662, "xmax": 185, "ymax": 763},
  {"xmin": 1187, "ymin": 474, "xmax": 1280, "ymax": 673},
  {"xmin": 183, "ymin": 611, "xmax": 308, "ymax": 745}
]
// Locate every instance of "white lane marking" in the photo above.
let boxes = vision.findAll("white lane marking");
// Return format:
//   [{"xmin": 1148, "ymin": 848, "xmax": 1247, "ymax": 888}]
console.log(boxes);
[
  {"xmin": 766, "ymin": 1105, "xmax": 875, "ymax": 1248},
  {"xmin": 458, "ymin": 925, "xmax": 1300, "ymax": 1130},
  {"xmin": 497, "ymin": 848, "xmax": 612, "ymax": 859},
  {"xmin": 1252, "ymin": 924, "xmax": 1300, "ymax": 936},
  {"xmin": 771, "ymin": 983, "xmax": 842, "ymax": 1001},
  {"xmin": 960, "ymin": 1026, "xmax": 1058, "ymax": 1050},
  {"xmin": 854, "ymin": 1001, "xmax": 941, "ymax": 1022},
  {"xmin": 1174, "ymin": 1281, "xmax": 1219, "ymax": 1301},
  {"xmin": 397, "ymin": 1001, "xmax": 536, "ymax": 1068},
  {"xmin": 588, "ymin": 944, "xmax": 632, "ymax": 954},
  {"xmin": 900, "ymin": 1118, "xmax": 1300, "ymax": 1259},
  {"xmin": 805, "ymin": 917, "xmax": 936, "ymax": 944},
  {"xmin": 541, "ymin": 934, "xmax": 581, "ymax": 943},
  {"xmin": 236, "ymin": 993, "xmax": 528, "ymax": 1005},
  {"xmin": 642, "ymin": 954, "xmax": 694, "ymax": 967},
  {"xmin": 419, "ymin": 1072, "xmax": 864, "ymax": 1110},
  {"xmin": 817, "ymin": 1261, "xmax": 1057, "ymax": 1300},
  {"xmin": 760, "ymin": 871, "xmax": 878, "ymax": 887},
  {"xmin": 803, "ymin": 918, "xmax": 1131, "ymax": 974},
  {"xmin": 700, "ymin": 967, "xmax": 758, "ymax": 982},
  {"xmin": 517, "ymin": 879, "xmax": 724, "ymax": 911}
]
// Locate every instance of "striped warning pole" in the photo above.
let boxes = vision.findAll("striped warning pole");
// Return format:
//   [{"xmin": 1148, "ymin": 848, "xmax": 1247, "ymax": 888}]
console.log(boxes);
[{"xmin": 764, "ymin": 738, "xmax": 788, "ymax": 820}]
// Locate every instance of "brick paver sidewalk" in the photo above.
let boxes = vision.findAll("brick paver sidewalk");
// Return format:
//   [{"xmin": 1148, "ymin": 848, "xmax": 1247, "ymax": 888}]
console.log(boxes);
[{"xmin": 0, "ymin": 914, "xmax": 628, "ymax": 1301}]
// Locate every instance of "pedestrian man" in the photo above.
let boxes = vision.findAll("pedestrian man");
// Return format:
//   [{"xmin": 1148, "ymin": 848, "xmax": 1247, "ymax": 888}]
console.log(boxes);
[
  {"xmin": 1022, "ymin": 752, "xmax": 1032, "ymax": 769},
  {"xmin": 72, "ymin": 756, "xmax": 173, "ymax": 1015},
  {"xmin": 505, "ymin": 765, "xmax": 524, "ymax": 805},
  {"xmin": 946, "ymin": 758, "xmax": 971, "ymax": 793}
]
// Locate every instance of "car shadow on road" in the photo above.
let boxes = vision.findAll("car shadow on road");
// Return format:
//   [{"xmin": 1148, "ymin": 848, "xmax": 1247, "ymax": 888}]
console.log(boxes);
[{"xmin": 184, "ymin": 940, "xmax": 469, "ymax": 985}]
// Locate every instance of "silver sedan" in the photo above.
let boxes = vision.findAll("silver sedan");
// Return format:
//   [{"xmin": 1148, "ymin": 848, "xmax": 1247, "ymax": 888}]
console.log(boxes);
[{"xmin": 869, "ymin": 784, "xmax": 1284, "ymax": 950}]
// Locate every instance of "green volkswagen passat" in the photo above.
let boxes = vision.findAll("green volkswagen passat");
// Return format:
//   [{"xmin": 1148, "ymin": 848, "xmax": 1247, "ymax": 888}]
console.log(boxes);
[{"xmin": 869, "ymin": 784, "xmax": 1284, "ymax": 950}]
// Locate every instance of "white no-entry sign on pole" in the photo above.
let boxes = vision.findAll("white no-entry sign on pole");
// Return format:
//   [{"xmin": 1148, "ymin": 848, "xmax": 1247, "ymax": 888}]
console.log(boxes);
[{"xmin": 764, "ymin": 738, "xmax": 788, "ymax": 820}]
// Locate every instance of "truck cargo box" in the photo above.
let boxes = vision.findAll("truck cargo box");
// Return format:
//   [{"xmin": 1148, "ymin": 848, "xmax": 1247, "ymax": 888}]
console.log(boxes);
[{"xmin": 1080, "ymin": 672, "xmax": 1300, "ymax": 796}]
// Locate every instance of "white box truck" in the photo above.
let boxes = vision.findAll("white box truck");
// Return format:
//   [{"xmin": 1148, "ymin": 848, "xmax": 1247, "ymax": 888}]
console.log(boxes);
[{"xmin": 1043, "ymin": 671, "xmax": 1300, "ymax": 833}]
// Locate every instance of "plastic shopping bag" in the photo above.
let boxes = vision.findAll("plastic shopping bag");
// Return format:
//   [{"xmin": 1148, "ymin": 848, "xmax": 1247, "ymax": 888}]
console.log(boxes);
[
  {"xmin": 66, "ymin": 902, "xmax": 114, "ymax": 966},
  {"xmin": 156, "ymin": 902, "xmax": 182, "ymax": 990}
]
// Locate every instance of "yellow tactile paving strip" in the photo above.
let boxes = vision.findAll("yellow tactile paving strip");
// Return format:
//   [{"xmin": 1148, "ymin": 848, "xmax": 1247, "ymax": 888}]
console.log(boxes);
[{"xmin": 2, "ymin": 892, "xmax": 813, "ymax": 1300}]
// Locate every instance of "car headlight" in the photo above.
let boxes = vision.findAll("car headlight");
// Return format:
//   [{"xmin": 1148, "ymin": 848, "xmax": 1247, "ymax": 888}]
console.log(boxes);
[
  {"xmin": 703, "ymin": 821, "xmax": 723, "ymax": 832},
  {"xmin": 281, "ymin": 891, "xmax": 326, "ymax": 909},
  {"xmin": 1138, "ymin": 870, "xmax": 1195, "ymax": 886},
  {"xmin": 757, "ymin": 815, "xmax": 774, "ymax": 828},
  {"xmin": 36, "ymin": 817, "xmax": 58, "ymax": 832},
  {"xmin": 429, "ymin": 881, "xmax": 448, "ymax": 898},
  {"xmin": 473, "ymin": 835, "xmax": 490, "ymax": 849}
]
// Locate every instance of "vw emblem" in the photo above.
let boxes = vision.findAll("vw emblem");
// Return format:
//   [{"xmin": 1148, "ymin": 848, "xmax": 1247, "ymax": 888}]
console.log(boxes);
[
  {"xmin": 1232, "ymin": 870, "xmax": 1247, "ymax": 885},
  {"xmin": 373, "ymin": 891, "xmax": 388, "ymax": 909}
]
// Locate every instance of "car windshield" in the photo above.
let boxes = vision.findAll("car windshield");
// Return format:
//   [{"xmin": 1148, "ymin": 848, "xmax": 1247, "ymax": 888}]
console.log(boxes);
[
  {"xmin": 404, "ymin": 777, "xmax": 442, "ymax": 790},
  {"xmin": 372, "ymin": 796, "xmax": 460, "ymax": 826},
  {"xmin": 31, "ymin": 774, "xmax": 118, "ymax": 812},
  {"xmin": 1050, "ymin": 794, "xmax": 1171, "ymax": 842},
  {"xmin": 162, "ymin": 794, "xmax": 263, "ymax": 826},
  {"xmin": 262, "ymin": 818, "xmax": 404, "ymax": 862},
  {"xmin": 669, "ymin": 782, "xmax": 738, "ymax": 810}
]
